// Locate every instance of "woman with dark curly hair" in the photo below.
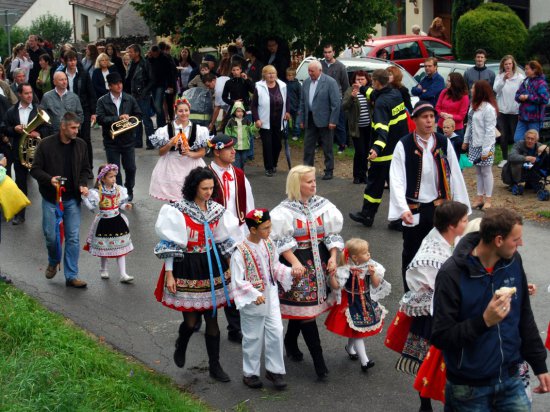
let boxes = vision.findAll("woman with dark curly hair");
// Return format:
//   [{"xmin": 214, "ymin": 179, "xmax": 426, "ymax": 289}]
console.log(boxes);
[{"xmin": 154, "ymin": 166, "xmax": 240, "ymax": 382}]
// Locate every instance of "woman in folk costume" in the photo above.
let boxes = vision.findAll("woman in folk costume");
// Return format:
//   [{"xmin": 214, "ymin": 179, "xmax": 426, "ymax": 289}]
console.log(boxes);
[
  {"xmin": 270, "ymin": 165, "xmax": 344, "ymax": 380},
  {"xmin": 149, "ymin": 98, "xmax": 209, "ymax": 201},
  {"xmin": 154, "ymin": 167, "xmax": 240, "ymax": 382},
  {"xmin": 82, "ymin": 164, "xmax": 134, "ymax": 283},
  {"xmin": 395, "ymin": 201, "xmax": 469, "ymax": 412},
  {"xmin": 231, "ymin": 209, "xmax": 297, "ymax": 390},
  {"xmin": 325, "ymin": 238, "xmax": 391, "ymax": 373}
]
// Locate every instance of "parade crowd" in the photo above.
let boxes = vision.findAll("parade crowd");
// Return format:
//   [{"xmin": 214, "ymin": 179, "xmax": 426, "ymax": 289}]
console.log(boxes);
[{"xmin": 0, "ymin": 33, "xmax": 549, "ymax": 412}]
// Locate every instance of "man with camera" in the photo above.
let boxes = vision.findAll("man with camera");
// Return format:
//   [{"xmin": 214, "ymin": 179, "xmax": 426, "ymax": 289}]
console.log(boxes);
[{"xmin": 30, "ymin": 112, "xmax": 90, "ymax": 288}]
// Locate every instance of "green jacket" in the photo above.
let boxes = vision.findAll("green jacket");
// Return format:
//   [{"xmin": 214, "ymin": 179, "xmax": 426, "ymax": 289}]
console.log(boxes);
[
  {"xmin": 225, "ymin": 117, "xmax": 258, "ymax": 151},
  {"xmin": 342, "ymin": 85, "xmax": 372, "ymax": 138}
]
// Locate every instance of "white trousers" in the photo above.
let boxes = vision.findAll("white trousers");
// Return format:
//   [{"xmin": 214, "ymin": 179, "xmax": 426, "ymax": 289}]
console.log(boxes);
[{"xmin": 241, "ymin": 312, "xmax": 286, "ymax": 377}]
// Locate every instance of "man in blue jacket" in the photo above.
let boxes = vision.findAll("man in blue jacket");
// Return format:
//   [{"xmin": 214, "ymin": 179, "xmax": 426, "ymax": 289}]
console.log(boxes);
[
  {"xmin": 432, "ymin": 208, "xmax": 549, "ymax": 410},
  {"xmin": 411, "ymin": 57, "xmax": 445, "ymax": 107}
]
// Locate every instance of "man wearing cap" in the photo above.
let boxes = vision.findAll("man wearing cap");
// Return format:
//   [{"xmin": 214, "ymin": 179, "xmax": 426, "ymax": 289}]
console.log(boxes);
[
  {"xmin": 96, "ymin": 72, "xmax": 142, "ymax": 202},
  {"xmin": 208, "ymin": 133, "xmax": 255, "ymax": 343},
  {"xmin": 389, "ymin": 100, "xmax": 470, "ymax": 291},
  {"xmin": 349, "ymin": 69, "xmax": 408, "ymax": 227}
]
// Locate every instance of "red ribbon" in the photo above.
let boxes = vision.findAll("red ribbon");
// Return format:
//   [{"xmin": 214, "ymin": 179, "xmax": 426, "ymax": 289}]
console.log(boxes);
[{"xmin": 222, "ymin": 171, "xmax": 233, "ymax": 203}]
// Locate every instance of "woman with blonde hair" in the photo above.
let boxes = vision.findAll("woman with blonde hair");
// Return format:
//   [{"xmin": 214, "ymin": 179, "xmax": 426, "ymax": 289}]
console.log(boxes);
[
  {"xmin": 10, "ymin": 43, "xmax": 33, "ymax": 82},
  {"xmin": 270, "ymin": 165, "xmax": 344, "ymax": 380},
  {"xmin": 251, "ymin": 65, "xmax": 289, "ymax": 177},
  {"xmin": 428, "ymin": 17, "xmax": 447, "ymax": 41},
  {"xmin": 92, "ymin": 53, "xmax": 117, "ymax": 97}
]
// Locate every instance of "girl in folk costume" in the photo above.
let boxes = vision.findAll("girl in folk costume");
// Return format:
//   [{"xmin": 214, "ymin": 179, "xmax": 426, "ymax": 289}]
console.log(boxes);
[
  {"xmin": 394, "ymin": 201, "xmax": 469, "ymax": 412},
  {"xmin": 82, "ymin": 164, "xmax": 134, "ymax": 283},
  {"xmin": 231, "ymin": 209, "xmax": 296, "ymax": 390},
  {"xmin": 270, "ymin": 165, "xmax": 344, "ymax": 380},
  {"xmin": 325, "ymin": 238, "xmax": 391, "ymax": 373},
  {"xmin": 149, "ymin": 98, "xmax": 209, "ymax": 201},
  {"xmin": 154, "ymin": 167, "xmax": 240, "ymax": 382}
]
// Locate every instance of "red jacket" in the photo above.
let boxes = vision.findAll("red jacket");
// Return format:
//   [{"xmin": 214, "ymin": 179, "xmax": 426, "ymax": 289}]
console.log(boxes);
[{"xmin": 435, "ymin": 90, "xmax": 469, "ymax": 130}]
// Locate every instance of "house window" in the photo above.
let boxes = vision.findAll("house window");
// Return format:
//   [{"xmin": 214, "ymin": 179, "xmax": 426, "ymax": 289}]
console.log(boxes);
[
  {"xmin": 81, "ymin": 14, "xmax": 89, "ymax": 40},
  {"xmin": 97, "ymin": 20, "xmax": 105, "ymax": 39}
]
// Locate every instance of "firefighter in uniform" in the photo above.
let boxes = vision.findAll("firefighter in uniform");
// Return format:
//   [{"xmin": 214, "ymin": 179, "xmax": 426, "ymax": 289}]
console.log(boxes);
[{"xmin": 349, "ymin": 69, "xmax": 408, "ymax": 227}]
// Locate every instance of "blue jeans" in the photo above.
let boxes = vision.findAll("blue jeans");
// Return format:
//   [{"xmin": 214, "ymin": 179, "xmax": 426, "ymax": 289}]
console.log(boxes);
[
  {"xmin": 290, "ymin": 113, "xmax": 300, "ymax": 137},
  {"xmin": 445, "ymin": 375, "xmax": 530, "ymax": 412},
  {"xmin": 42, "ymin": 198, "xmax": 81, "ymax": 281},
  {"xmin": 152, "ymin": 86, "xmax": 167, "ymax": 128},
  {"xmin": 234, "ymin": 149, "xmax": 247, "ymax": 170},
  {"xmin": 135, "ymin": 96, "xmax": 156, "ymax": 148},
  {"xmin": 104, "ymin": 144, "xmax": 136, "ymax": 195},
  {"xmin": 514, "ymin": 119, "xmax": 541, "ymax": 142}
]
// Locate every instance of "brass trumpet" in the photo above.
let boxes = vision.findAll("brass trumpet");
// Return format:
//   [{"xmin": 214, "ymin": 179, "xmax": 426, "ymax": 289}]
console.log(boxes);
[
  {"xmin": 19, "ymin": 109, "xmax": 51, "ymax": 169},
  {"xmin": 110, "ymin": 116, "xmax": 141, "ymax": 139}
]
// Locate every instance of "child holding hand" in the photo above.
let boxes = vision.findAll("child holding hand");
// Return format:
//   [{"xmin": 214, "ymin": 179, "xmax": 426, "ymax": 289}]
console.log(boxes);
[
  {"xmin": 82, "ymin": 164, "xmax": 134, "ymax": 283},
  {"xmin": 325, "ymin": 238, "xmax": 391, "ymax": 372}
]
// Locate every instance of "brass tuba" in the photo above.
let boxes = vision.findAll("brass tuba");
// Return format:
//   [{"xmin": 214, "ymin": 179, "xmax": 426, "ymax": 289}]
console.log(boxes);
[
  {"xmin": 19, "ymin": 109, "xmax": 51, "ymax": 169},
  {"xmin": 110, "ymin": 116, "xmax": 141, "ymax": 139}
]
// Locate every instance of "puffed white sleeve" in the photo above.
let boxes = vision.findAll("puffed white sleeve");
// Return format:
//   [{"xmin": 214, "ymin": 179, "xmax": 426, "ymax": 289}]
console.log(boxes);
[
  {"xmin": 230, "ymin": 248, "xmax": 262, "ymax": 310},
  {"xmin": 328, "ymin": 266, "xmax": 349, "ymax": 305},
  {"xmin": 213, "ymin": 210, "xmax": 240, "ymax": 257},
  {"xmin": 322, "ymin": 203, "xmax": 344, "ymax": 251},
  {"xmin": 191, "ymin": 125, "xmax": 210, "ymax": 150},
  {"xmin": 389, "ymin": 141, "xmax": 409, "ymax": 221},
  {"xmin": 270, "ymin": 205, "xmax": 297, "ymax": 253},
  {"xmin": 446, "ymin": 140, "xmax": 471, "ymax": 213},
  {"xmin": 118, "ymin": 186, "xmax": 131, "ymax": 210},
  {"xmin": 368, "ymin": 259, "xmax": 391, "ymax": 301},
  {"xmin": 149, "ymin": 124, "xmax": 171, "ymax": 148},
  {"xmin": 245, "ymin": 177, "xmax": 255, "ymax": 212},
  {"xmin": 154, "ymin": 204, "xmax": 187, "ymax": 259},
  {"xmin": 272, "ymin": 247, "xmax": 293, "ymax": 292},
  {"xmin": 81, "ymin": 188, "xmax": 100, "ymax": 211}
]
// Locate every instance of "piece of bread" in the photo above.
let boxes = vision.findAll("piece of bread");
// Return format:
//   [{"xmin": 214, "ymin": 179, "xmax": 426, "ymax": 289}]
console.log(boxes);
[{"xmin": 495, "ymin": 286, "xmax": 517, "ymax": 297}]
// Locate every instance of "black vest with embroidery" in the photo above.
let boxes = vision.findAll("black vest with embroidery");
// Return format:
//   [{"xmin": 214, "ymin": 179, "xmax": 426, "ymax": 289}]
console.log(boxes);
[
  {"xmin": 401, "ymin": 132, "xmax": 450, "ymax": 202},
  {"xmin": 167, "ymin": 122, "xmax": 197, "ymax": 150}
]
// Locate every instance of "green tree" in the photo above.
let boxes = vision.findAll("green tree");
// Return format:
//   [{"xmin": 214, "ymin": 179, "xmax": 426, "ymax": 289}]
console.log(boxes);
[
  {"xmin": 451, "ymin": 0, "xmax": 483, "ymax": 46},
  {"xmin": 455, "ymin": 4, "xmax": 527, "ymax": 62},
  {"xmin": 29, "ymin": 13, "xmax": 72, "ymax": 47},
  {"xmin": 0, "ymin": 26, "xmax": 29, "ymax": 58},
  {"xmin": 525, "ymin": 21, "xmax": 550, "ymax": 64},
  {"xmin": 132, "ymin": 0, "xmax": 396, "ymax": 52}
]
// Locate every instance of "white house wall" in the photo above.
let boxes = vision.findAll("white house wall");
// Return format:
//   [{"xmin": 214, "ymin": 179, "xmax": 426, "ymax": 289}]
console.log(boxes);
[
  {"xmin": 15, "ymin": 0, "xmax": 73, "ymax": 31},
  {"xmin": 74, "ymin": 6, "xmax": 119, "ymax": 42}
]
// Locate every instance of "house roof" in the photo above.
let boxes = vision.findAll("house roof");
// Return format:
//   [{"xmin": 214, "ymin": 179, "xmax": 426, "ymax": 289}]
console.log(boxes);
[
  {"xmin": 70, "ymin": 0, "xmax": 126, "ymax": 16},
  {"xmin": 1, "ymin": 0, "xmax": 36, "ymax": 23}
]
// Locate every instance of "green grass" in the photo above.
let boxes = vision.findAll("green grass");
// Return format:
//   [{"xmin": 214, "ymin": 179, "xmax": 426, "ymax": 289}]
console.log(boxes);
[
  {"xmin": 537, "ymin": 210, "xmax": 550, "ymax": 219},
  {"xmin": 0, "ymin": 284, "xmax": 208, "ymax": 412}
]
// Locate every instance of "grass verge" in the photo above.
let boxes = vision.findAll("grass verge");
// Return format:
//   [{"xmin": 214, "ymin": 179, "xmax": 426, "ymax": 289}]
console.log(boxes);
[
  {"xmin": 537, "ymin": 210, "xmax": 550, "ymax": 219},
  {"xmin": 0, "ymin": 283, "xmax": 208, "ymax": 412}
]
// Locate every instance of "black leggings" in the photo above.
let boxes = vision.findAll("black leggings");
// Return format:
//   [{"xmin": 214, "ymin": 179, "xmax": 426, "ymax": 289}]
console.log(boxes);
[{"xmin": 182, "ymin": 310, "xmax": 219, "ymax": 336}]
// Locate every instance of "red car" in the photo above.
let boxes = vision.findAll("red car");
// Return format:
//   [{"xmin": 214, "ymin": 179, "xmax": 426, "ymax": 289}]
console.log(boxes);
[{"xmin": 354, "ymin": 35, "xmax": 454, "ymax": 75}]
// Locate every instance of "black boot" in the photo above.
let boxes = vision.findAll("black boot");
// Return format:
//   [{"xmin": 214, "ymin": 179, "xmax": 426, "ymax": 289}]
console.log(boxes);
[
  {"xmin": 284, "ymin": 320, "xmax": 303, "ymax": 361},
  {"xmin": 174, "ymin": 323, "xmax": 194, "ymax": 368},
  {"xmin": 300, "ymin": 321, "xmax": 328, "ymax": 380},
  {"xmin": 349, "ymin": 201, "xmax": 374, "ymax": 227},
  {"xmin": 205, "ymin": 334, "xmax": 230, "ymax": 382}
]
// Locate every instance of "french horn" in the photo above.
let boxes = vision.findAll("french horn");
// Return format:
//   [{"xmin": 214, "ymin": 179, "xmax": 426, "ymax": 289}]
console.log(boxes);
[{"xmin": 19, "ymin": 109, "xmax": 51, "ymax": 169}]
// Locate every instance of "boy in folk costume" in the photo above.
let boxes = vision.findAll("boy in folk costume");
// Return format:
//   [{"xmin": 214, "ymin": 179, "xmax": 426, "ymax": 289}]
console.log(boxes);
[{"xmin": 230, "ymin": 209, "xmax": 296, "ymax": 390}]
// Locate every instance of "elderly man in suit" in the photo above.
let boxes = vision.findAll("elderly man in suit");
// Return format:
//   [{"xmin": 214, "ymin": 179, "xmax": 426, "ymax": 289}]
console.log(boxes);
[{"xmin": 299, "ymin": 60, "xmax": 341, "ymax": 180}]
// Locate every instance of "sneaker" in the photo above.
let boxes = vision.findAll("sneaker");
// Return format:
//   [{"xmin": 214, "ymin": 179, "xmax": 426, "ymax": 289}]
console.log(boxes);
[
  {"xmin": 100, "ymin": 270, "xmax": 109, "ymax": 279},
  {"xmin": 66, "ymin": 278, "xmax": 88, "ymax": 288},
  {"xmin": 45, "ymin": 264, "xmax": 58, "ymax": 279},
  {"xmin": 265, "ymin": 371, "xmax": 287, "ymax": 390},
  {"xmin": 498, "ymin": 160, "xmax": 508, "ymax": 168},
  {"xmin": 120, "ymin": 273, "xmax": 134, "ymax": 283},
  {"xmin": 243, "ymin": 375, "xmax": 263, "ymax": 389}
]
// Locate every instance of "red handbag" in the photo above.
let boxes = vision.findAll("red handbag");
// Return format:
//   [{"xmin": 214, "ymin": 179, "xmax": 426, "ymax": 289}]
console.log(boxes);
[
  {"xmin": 384, "ymin": 310, "xmax": 413, "ymax": 353},
  {"xmin": 545, "ymin": 322, "xmax": 550, "ymax": 351}
]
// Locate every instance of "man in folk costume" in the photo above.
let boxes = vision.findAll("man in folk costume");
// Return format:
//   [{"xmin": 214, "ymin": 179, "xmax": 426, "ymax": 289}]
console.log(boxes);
[
  {"xmin": 231, "ymin": 209, "xmax": 296, "ymax": 390},
  {"xmin": 389, "ymin": 101, "xmax": 470, "ymax": 292},
  {"xmin": 208, "ymin": 133, "xmax": 255, "ymax": 342}
]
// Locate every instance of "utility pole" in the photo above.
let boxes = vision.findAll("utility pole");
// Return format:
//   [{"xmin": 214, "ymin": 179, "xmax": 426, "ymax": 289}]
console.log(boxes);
[{"xmin": 3, "ymin": 10, "xmax": 18, "ymax": 58}]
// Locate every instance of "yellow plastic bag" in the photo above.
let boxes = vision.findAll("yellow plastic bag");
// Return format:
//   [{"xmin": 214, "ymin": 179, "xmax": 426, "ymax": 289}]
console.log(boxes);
[{"xmin": 0, "ymin": 175, "xmax": 31, "ymax": 221}]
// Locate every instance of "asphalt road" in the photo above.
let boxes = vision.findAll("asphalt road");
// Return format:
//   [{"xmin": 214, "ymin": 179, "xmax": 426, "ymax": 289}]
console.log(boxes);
[{"xmin": 1, "ymin": 129, "xmax": 549, "ymax": 411}]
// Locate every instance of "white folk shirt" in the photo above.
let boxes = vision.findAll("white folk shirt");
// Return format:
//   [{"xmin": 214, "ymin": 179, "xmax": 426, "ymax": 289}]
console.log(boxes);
[
  {"xmin": 18, "ymin": 103, "xmax": 33, "ymax": 127},
  {"xmin": 389, "ymin": 134, "xmax": 471, "ymax": 224}
]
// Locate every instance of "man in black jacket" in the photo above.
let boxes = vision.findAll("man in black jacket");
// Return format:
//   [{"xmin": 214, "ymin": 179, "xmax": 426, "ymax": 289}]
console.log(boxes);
[
  {"xmin": 30, "ymin": 112, "xmax": 90, "ymax": 288},
  {"xmin": 147, "ymin": 45, "xmax": 175, "ymax": 129},
  {"xmin": 63, "ymin": 50, "xmax": 97, "ymax": 175},
  {"xmin": 124, "ymin": 44, "xmax": 155, "ymax": 149},
  {"xmin": 432, "ymin": 208, "xmax": 549, "ymax": 409},
  {"xmin": 97, "ymin": 72, "xmax": 142, "ymax": 201},
  {"xmin": 5, "ymin": 83, "xmax": 48, "ymax": 225}
]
